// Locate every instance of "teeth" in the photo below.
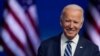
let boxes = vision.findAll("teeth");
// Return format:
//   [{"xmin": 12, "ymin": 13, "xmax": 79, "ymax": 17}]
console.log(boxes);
[
  {"xmin": 68, "ymin": 31, "xmax": 73, "ymax": 32},
  {"xmin": 67, "ymin": 30, "xmax": 74, "ymax": 32},
  {"xmin": 67, "ymin": 30, "xmax": 74, "ymax": 31}
]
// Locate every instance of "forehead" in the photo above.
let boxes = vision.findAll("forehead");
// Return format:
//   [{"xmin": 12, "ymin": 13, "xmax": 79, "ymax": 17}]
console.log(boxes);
[
  {"xmin": 62, "ymin": 8, "xmax": 83, "ymax": 21},
  {"xmin": 64, "ymin": 7, "xmax": 82, "ymax": 14},
  {"xmin": 63, "ymin": 8, "xmax": 82, "ymax": 17},
  {"xmin": 62, "ymin": 5, "xmax": 83, "ymax": 16}
]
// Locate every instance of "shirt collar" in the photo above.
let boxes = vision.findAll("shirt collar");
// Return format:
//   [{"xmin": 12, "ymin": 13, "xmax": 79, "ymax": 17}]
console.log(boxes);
[{"xmin": 61, "ymin": 33, "xmax": 79, "ymax": 44}]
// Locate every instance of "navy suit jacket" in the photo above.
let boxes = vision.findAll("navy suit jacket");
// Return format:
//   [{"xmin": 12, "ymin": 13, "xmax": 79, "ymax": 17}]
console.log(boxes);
[{"xmin": 37, "ymin": 34, "xmax": 100, "ymax": 56}]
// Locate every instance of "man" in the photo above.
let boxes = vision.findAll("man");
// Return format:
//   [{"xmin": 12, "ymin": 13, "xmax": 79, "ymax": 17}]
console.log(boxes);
[{"xmin": 37, "ymin": 4, "xmax": 100, "ymax": 56}]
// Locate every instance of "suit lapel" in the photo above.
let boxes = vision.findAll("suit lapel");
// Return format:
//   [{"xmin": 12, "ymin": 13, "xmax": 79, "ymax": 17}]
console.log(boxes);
[
  {"xmin": 52, "ymin": 34, "xmax": 87, "ymax": 56},
  {"xmin": 74, "ymin": 37, "xmax": 85, "ymax": 56},
  {"xmin": 53, "ymin": 34, "xmax": 61, "ymax": 56}
]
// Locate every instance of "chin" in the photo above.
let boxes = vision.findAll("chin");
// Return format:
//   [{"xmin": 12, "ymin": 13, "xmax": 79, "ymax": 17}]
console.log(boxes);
[
  {"xmin": 66, "ymin": 34, "xmax": 76, "ymax": 38},
  {"xmin": 64, "ymin": 32, "xmax": 77, "ymax": 38},
  {"xmin": 66, "ymin": 35, "xmax": 75, "ymax": 40}
]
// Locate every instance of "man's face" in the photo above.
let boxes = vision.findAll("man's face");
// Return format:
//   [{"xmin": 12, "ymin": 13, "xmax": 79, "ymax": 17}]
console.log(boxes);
[{"xmin": 61, "ymin": 9, "xmax": 83, "ymax": 39}]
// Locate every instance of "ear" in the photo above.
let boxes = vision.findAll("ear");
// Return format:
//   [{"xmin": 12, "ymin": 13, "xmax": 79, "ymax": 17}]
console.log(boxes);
[{"xmin": 80, "ymin": 22, "xmax": 83, "ymax": 29}]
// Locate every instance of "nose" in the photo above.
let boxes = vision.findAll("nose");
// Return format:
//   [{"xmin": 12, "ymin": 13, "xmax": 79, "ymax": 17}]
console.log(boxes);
[{"xmin": 69, "ymin": 22, "xmax": 74, "ymax": 29}]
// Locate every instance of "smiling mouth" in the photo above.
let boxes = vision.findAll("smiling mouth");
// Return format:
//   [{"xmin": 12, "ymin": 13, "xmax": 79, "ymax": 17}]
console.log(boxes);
[
  {"xmin": 66, "ymin": 30, "xmax": 75, "ymax": 33},
  {"xmin": 69, "ymin": 30, "xmax": 74, "ymax": 32}
]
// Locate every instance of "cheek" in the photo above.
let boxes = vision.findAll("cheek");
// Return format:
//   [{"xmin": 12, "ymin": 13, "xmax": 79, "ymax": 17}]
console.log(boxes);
[
  {"xmin": 63, "ymin": 22, "xmax": 70, "ymax": 27},
  {"xmin": 75, "ymin": 24, "xmax": 82, "ymax": 29}
]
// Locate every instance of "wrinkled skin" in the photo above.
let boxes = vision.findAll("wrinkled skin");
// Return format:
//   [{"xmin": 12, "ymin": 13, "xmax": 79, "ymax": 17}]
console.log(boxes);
[{"xmin": 60, "ymin": 8, "xmax": 83, "ymax": 40}]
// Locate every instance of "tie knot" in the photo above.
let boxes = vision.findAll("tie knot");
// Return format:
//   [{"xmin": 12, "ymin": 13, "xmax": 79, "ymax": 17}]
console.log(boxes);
[{"xmin": 66, "ymin": 40, "xmax": 72, "ymax": 43}]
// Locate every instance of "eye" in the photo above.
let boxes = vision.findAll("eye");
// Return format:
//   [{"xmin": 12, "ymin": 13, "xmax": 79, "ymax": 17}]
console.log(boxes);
[
  {"xmin": 74, "ymin": 21, "xmax": 78, "ymax": 24},
  {"xmin": 65, "ymin": 20, "xmax": 70, "ymax": 22}
]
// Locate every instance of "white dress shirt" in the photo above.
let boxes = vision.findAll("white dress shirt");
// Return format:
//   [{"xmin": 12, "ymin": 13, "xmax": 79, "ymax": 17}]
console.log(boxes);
[{"xmin": 61, "ymin": 33, "xmax": 79, "ymax": 56}]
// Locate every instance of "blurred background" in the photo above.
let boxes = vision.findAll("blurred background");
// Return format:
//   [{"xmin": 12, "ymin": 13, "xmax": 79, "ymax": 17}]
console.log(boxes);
[{"xmin": 0, "ymin": 0, "xmax": 100, "ymax": 56}]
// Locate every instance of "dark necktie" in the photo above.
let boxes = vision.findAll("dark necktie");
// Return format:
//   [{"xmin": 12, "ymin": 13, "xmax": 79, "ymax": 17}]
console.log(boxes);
[{"xmin": 64, "ymin": 41, "xmax": 72, "ymax": 56}]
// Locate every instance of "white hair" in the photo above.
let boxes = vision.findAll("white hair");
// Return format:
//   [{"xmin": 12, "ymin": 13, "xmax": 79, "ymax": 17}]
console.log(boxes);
[{"xmin": 61, "ymin": 4, "xmax": 84, "ymax": 22}]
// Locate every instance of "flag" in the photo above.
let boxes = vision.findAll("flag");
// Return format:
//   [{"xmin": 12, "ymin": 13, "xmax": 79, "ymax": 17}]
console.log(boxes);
[
  {"xmin": 1, "ymin": 0, "xmax": 40, "ymax": 56},
  {"xmin": 86, "ymin": 0, "xmax": 100, "ymax": 50}
]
